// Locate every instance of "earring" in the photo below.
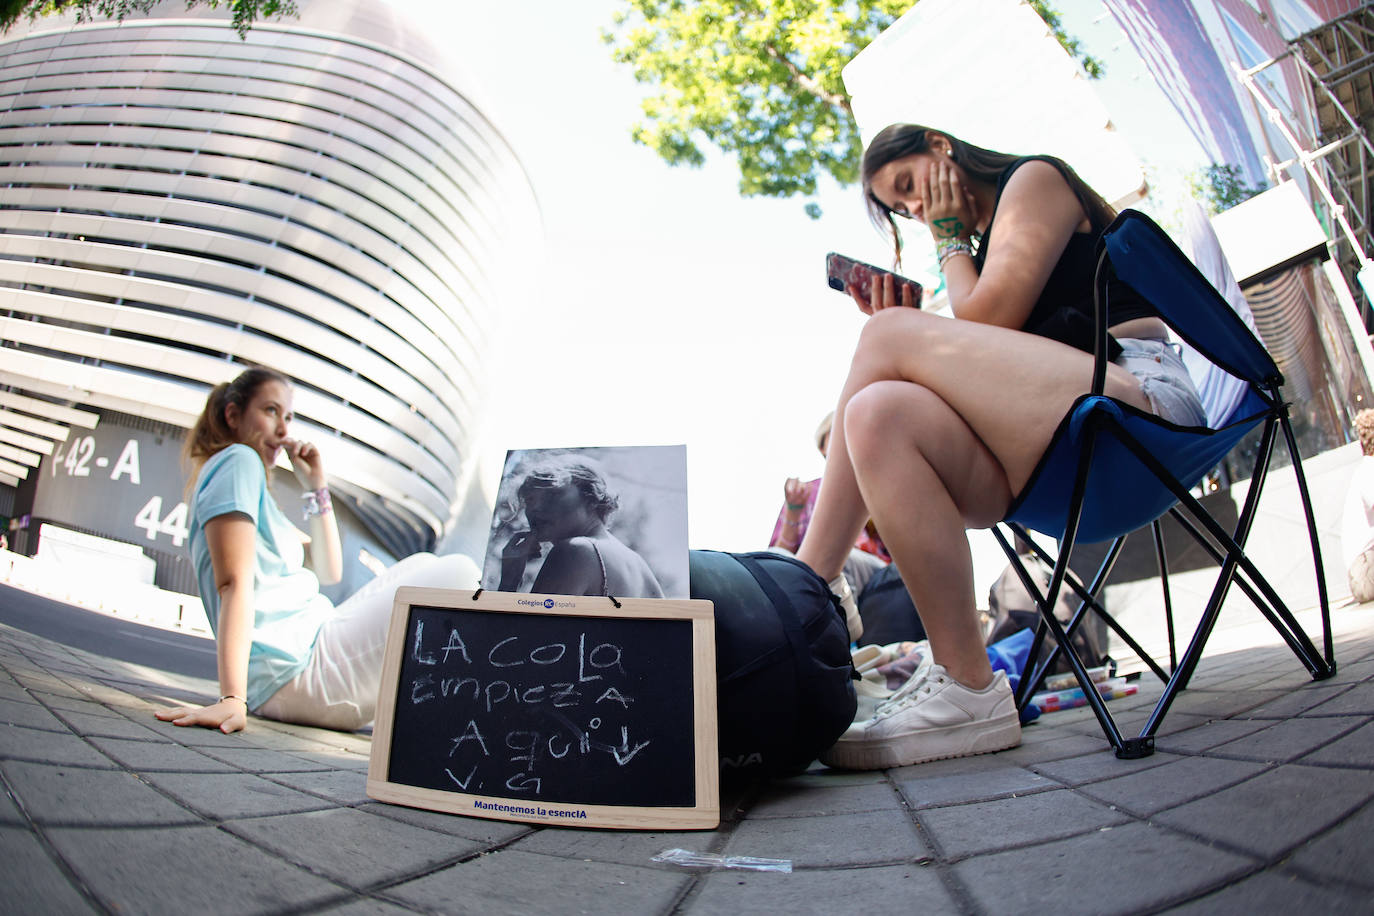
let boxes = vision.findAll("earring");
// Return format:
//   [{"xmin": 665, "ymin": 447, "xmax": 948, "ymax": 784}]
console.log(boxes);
[{"xmin": 946, "ymin": 150, "xmax": 954, "ymax": 157}]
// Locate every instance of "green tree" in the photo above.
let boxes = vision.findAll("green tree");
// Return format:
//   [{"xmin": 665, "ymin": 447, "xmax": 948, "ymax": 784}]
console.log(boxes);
[
  {"xmin": 0, "ymin": 0, "xmax": 297, "ymax": 38},
  {"xmin": 604, "ymin": 0, "xmax": 1104, "ymax": 211},
  {"xmin": 1029, "ymin": 0, "xmax": 1102, "ymax": 79},
  {"xmin": 1189, "ymin": 163, "xmax": 1267, "ymax": 215}
]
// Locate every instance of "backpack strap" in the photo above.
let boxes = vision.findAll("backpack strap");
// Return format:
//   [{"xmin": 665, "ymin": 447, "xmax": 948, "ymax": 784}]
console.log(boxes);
[
  {"xmin": 737, "ymin": 554, "xmax": 813, "ymax": 721},
  {"xmin": 739, "ymin": 553, "xmax": 860, "ymax": 682}
]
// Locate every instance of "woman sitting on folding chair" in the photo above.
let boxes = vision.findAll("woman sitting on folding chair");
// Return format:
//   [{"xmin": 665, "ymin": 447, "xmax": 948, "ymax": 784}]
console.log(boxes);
[{"xmin": 805, "ymin": 124, "xmax": 1206, "ymax": 770}]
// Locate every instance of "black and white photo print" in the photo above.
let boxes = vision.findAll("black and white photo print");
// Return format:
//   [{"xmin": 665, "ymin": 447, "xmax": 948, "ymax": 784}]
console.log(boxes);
[{"xmin": 482, "ymin": 446, "xmax": 688, "ymax": 599}]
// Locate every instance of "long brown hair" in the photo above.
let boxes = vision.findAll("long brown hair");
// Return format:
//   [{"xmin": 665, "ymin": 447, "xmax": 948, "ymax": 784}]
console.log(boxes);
[
  {"xmin": 860, "ymin": 124, "xmax": 1116, "ymax": 266},
  {"xmin": 183, "ymin": 367, "xmax": 290, "ymax": 477}
]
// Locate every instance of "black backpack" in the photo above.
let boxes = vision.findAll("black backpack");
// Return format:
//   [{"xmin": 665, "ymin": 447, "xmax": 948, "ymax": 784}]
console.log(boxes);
[
  {"xmin": 689, "ymin": 550, "xmax": 857, "ymax": 780},
  {"xmin": 855, "ymin": 562, "xmax": 927, "ymax": 646}
]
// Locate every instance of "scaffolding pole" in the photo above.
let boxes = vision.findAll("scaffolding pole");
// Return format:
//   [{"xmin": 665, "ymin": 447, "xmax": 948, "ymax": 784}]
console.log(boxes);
[{"xmin": 1232, "ymin": 6, "xmax": 1374, "ymax": 333}]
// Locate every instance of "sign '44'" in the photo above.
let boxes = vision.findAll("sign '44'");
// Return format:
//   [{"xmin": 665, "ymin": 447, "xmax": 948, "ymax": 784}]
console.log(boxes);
[{"xmin": 134, "ymin": 497, "xmax": 189, "ymax": 547}]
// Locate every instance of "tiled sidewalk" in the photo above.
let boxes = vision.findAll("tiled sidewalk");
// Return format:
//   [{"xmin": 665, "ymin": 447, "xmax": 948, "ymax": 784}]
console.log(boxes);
[{"xmin": 1, "ymin": 602, "xmax": 1371, "ymax": 915}]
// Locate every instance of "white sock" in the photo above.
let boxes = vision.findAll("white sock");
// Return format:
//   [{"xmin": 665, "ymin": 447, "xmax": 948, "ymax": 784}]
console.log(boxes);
[{"xmin": 827, "ymin": 574, "xmax": 863, "ymax": 643}]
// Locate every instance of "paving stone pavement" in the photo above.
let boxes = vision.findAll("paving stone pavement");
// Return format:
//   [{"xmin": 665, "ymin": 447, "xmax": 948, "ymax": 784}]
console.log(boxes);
[{"xmin": 0, "ymin": 601, "xmax": 1371, "ymax": 915}]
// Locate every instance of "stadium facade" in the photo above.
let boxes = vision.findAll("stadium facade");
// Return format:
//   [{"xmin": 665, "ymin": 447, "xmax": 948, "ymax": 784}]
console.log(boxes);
[{"xmin": 0, "ymin": 2, "xmax": 537, "ymax": 595}]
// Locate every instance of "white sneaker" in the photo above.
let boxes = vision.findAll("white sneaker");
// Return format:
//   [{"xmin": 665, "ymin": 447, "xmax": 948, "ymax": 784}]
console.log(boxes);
[
  {"xmin": 819, "ymin": 663, "xmax": 1021, "ymax": 770},
  {"xmin": 828, "ymin": 574, "xmax": 863, "ymax": 643}
]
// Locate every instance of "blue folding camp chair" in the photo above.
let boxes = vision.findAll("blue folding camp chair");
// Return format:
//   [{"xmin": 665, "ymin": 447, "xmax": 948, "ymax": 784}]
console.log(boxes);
[{"xmin": 995, "ymin": 209, "xmax": 1337, "ymax": 759}]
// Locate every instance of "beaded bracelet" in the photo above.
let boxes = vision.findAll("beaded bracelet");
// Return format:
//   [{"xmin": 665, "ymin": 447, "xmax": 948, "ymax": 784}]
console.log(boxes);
[
  {"xmin": 936, "ymin": 237, "xmax": 974, "ymax": 269},
  {"xmin": 302, "ymin": 487, "xmax": 332, "ymax": 521}
]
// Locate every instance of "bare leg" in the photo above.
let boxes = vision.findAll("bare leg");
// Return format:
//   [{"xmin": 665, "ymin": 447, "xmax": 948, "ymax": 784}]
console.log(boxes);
[
  {"xmin": 797, "ymin": 309, "xmax": 1149, "ymax": 686},
  {"xmin": 846, "ymin": 381, "xmax": 1009, "ymax": 687}
]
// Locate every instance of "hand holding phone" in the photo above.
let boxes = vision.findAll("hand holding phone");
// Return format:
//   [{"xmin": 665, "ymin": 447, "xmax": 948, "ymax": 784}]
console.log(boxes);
[{"xmin": 825, "ymin": 252, "xmax": 922, "ymax": 312}]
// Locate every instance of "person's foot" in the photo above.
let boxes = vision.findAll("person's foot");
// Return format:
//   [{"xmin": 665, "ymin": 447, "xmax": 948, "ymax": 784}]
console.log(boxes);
[
  {"xmin": 827, "ymin": 574, "xmax": 863, "ymax": 643},
  {"xmin": 819, "ymin": 662, "xmax": 1021, "ymax": 769}
]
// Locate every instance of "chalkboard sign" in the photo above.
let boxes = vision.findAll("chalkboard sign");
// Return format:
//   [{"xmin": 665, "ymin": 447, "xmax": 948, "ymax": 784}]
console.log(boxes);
[{"xmin": 367, "ymin": 587, "xmax": 718, "ymax": 830}]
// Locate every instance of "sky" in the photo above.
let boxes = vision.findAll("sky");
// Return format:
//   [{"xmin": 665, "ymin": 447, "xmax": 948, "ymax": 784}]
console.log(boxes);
[{"xmin": 389, "ymin": 0, "xmax": 1210, "ymax": 587}]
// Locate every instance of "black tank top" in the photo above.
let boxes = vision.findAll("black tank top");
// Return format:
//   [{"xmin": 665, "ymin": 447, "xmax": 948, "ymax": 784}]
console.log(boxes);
[{"xmin": 972, "ymin": 156, "xmax": 1156, "ymax": 354}]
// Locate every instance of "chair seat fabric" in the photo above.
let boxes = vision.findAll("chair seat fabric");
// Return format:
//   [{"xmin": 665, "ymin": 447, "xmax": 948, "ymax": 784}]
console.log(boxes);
[
  {"xmin": 1006, "ymin": 390, "xmax": 1267, "ymax": 544},
  {"xmin": 1104, "ymin": 216, "xmax": 1280, "ymax": 387}
]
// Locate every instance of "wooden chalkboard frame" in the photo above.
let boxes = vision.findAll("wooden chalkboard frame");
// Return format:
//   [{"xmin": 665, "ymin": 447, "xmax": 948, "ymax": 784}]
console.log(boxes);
[{"xmin": 367, "ymin": 587, "xmax": 719, "ymax": 830}]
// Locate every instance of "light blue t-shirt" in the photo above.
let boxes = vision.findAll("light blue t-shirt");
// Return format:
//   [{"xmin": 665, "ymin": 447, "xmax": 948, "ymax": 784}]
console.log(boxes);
[{"xmin": 190, "ymin": 444, "xmax": 332, "ymax": 709}]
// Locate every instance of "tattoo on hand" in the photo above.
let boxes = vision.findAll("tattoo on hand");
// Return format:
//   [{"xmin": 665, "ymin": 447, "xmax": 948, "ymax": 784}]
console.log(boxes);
[{"xmin": 932, "ymin": 217, "xmax": 965, "ymax": 239}]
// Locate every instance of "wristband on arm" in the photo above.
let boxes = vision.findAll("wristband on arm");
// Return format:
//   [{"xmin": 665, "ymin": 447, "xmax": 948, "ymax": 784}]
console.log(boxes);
[
  {"xmin": 302, "ymin": 487, "xmax": 332, "ymax": 521},
  {"xmin": 936, "ymin": 238, "xmax": 974, "ymax": 269}
]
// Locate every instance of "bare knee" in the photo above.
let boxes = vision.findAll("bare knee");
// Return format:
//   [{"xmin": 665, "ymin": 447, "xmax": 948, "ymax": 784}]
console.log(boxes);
[
  {"xmin": 844, "ymin": 380, "xmax": 1012, "ymax": 528},
  {"xmin": 851, "ymin": 308, "xmax": 937, "ymax": 374},
  {"xmin": 844, "ymin": 380, "xmax": 933, "ymax": 466}
]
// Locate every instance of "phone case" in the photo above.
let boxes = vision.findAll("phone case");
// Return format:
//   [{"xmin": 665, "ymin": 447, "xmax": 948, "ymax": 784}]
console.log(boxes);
[
  {"xmin": 825, "ymin": 252, "xmax": 922, "ymax": 302},
  {"xmin": 826, "ymin": 252, "xmax": 856, "ymax": 292},
  {"xmin": 826, "ymin": 252, "xmax": 868, "ymax": 292}
]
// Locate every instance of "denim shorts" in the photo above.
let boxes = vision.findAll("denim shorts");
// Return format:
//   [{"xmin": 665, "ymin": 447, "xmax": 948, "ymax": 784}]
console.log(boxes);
[{"xmin": 1113, "ymin": 337, "xmax": 1207, "ymax": 427}]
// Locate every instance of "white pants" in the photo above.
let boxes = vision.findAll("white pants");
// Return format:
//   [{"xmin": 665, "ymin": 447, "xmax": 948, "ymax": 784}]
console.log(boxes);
[
  {"xmin": 256, "ymin": 552, "xmax": 479, "ymax": 731},
  {"xmin": 1351, "ymin": 547, "xmax": 1374, "ymax": 604}
]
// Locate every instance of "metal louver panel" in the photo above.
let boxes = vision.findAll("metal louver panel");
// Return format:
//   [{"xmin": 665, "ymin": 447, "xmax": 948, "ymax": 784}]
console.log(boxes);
[{"xmin": 0, "ymin": 3, "xmax": 538, "ymax": 553}]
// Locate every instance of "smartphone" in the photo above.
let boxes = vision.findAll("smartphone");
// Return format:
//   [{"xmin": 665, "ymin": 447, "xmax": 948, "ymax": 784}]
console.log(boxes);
[{"xmin": 825, "ymin": 252, "xmax": 923, "ymax": 306}]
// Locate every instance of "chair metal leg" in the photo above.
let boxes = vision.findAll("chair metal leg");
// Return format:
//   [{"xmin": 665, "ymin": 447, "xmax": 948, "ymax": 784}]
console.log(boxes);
[
  {"xmin": 1001, "ymin": 403, "xmax": 1334, "ymax": 757},
  {"xmin": 1147, "ymin": 419, "xmax": 1331, "ymax": 689},
  {"xmin": 994, "ymin": 528, "xmax": 1151, "ymax": 709},
  {"xmin": 1278, "ymin": 410, "xmax": 1336, "ymax": 673},
  {"xmin": 1165, "ymin": 507, "xmax": 1330, "ymax": 680},
  {"xmin": 1010, "ymin": 525, "xmax": 1171, "ymax": 685},
  {"xmin": 1038, "ymin": 416, "xmax": 1148, "ymax": 757},
  {"xmin": 1143, "ymin": 549, "xmax": 1242, "ymax": 735},
  {"xmin": 1087, "ymin": 420, "xmax": 1333, "ymax": 738},
  {"xmin": 1151, "ymin": 519, "xmax": 1177, "ymax": 672},
  {"xmin": 992, "ymin": 527, "xmax": 1063, "ymax": 710},
  {"xmin": 1171, "ymin": 416, "xmax": 1279, "ymax": 691},
  {"xmin": 1036, "ymin": 556, "xmax": 1149, "ymax": 757},
  {"xmin": 991, "ymin": 527, "xmax": 1049, "ymax": 710},
  {"xmin": 1073, "ymin": 594, "xmax": 1172, "ymax": 683}
]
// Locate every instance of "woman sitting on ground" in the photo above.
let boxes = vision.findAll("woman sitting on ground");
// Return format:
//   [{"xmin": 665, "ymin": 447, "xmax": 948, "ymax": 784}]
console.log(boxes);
[{"xmin": 156, "ymin": 367, "xmax": 476, "ymax": 733}]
